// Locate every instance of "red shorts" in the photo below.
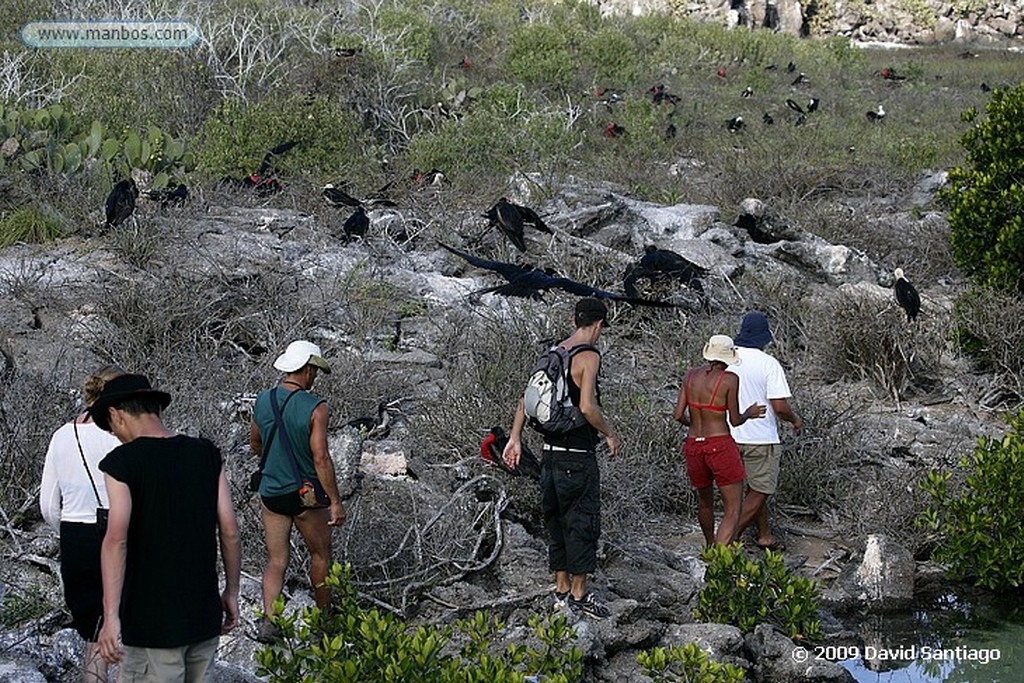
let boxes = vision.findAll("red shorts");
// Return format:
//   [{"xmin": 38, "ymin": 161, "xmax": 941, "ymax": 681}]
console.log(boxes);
[{"xmin": 683, "ymin": 434, "xmax": 746, "ymax": 489}]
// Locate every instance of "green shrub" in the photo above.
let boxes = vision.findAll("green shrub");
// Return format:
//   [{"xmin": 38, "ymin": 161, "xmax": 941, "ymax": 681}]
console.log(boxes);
[
  {"xmin": 505, "ymin": 23, "xmax": 574, "ymax": 90},
  {"xmin": 637, "ymin": 642, "xmax": 746, "ymax": 683},
  {"xmin": 694, "ymin": 544, "xmax": 822, "ymax": 641},
  {"xmin": 941, "ymin": 83, "xmax": 1024, "ymax": 291},
  {"xmin": 0, "ymin": 206, "xmax": 63, "ymax": 246},
  {"xmin": 917, "ymin": 410, "xmax": 1024, "ymax": 590},
  {"xmin": 194, "ymin": 95, "xmax": 368, "ymax": 180},
  {"xmin": 255, "ymin": 562, "xmax": 584, "ymax": 682}
]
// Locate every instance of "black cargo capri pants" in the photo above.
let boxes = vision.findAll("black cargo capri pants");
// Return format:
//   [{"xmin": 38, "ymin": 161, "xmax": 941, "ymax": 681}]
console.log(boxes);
[{"xmin": 540, "ymin": 447, "xmax": 601, "ymax": 575}]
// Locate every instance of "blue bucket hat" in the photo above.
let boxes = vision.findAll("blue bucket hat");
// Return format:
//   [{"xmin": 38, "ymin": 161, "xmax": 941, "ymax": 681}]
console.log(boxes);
[{"xmin": 734, "ymin": 311, "xmax": 773, "ymax": 349}]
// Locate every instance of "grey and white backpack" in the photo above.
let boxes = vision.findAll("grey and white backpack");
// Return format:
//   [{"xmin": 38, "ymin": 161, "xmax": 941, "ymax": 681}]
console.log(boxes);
[{"xmin": 523, "ymin": 344, "xmax": 597, "ymax": 435}]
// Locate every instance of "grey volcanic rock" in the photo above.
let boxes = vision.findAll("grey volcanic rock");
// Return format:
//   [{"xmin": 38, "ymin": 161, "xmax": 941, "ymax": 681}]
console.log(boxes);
[
  {"xmin": 745, "ymin": 624, "xmax": 855, "ymax": 682},
  {"xmin": 586, "ymin": 0, "xmax": 1024, "ymax": 45}
]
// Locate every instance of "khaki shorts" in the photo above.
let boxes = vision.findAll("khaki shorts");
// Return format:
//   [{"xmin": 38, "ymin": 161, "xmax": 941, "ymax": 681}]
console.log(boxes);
[
  {"xmin": 739, "ymin": 443, "xmax": 779, "ymax": 495},
  {"xmin": 121, "ymin": 636, "xmax": 218, "ymax": 683}
]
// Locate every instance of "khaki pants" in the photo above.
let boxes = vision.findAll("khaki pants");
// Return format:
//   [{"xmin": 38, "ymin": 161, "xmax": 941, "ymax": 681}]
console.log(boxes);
[{"xmin": 121, "ymin": 636, "xmax": 218, "ymax": 683}]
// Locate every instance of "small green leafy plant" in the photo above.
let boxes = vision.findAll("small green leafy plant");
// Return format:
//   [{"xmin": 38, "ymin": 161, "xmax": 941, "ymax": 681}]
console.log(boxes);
[
  {"xmin": 0, "ymin": 206, "xmax": 63, "ymax": 247},
  {"xmin": 637, "ymin": 643, "xmax": 746, "ymax": 683},
  {"xmin": 917, "ymin": 410, "xmax": 1024, "ymax": 590},
  {"xmin": 694, "ymin": 543, "xmax": 822, "ymax": 641},
  {"xmin": 255, "ymin": 562, "xmax": 584, "ymax": 682}
]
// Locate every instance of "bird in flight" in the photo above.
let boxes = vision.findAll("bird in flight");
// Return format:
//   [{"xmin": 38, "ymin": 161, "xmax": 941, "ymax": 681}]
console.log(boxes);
[{"xmin": 440, "ymin": 243, "xmax": 677, "ymax": 307}]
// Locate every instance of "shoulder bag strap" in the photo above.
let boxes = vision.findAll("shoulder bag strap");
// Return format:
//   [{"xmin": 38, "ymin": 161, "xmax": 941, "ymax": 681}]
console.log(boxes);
[
  {"xmin": 257, "ymin": 387, "xmax": 299, "ymax": 475},
  {"xmin": 72, "ymin": 419, "xmax": 103, "ymax": 507},
  {"xmin": 268, "ymin": 387, "xmax": 307, "ymax": 486}
]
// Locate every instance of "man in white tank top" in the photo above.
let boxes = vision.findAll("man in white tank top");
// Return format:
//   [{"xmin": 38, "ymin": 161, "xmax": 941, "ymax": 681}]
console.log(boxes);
[{"xmin": 727, "ymin": 312, "xmax": 803, "ymax": 550}]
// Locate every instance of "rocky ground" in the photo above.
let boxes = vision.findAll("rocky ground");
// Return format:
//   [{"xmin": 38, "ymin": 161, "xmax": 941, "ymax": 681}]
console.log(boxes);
[{"xmin": 0, "ymin": 168, "xmax": 1010, "ymax": 681}]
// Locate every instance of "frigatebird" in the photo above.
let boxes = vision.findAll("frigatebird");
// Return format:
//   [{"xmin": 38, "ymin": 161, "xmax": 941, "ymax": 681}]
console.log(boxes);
[
  {"xmin": 623, "ymin": 245, "xmax": 708, "ymax": 301},
  {"xmin": 322, "ymin": 183, "xmax": 362, "ymax": 208},
  {"xmin": 143, "ymin": 183, "xmax": 188, "ymax": 207},
  {"xmin": 105, "ymin": 178, "xmax": 138, "ymax": 229},
  {"xmin": 341, "ymin": 206, "xmax": 369, "ymax": 242},
  {"xmin": 650, "ymin": 84, "xmax": 680, "ymax": 106},
  {"xmin": 481, "ymin": 426, "xmax": 540, "ymax": 479},
  {"xmin": 762, "ymin": 112, "xmax": 774, "ymax": 125},
  {"xmin": 255, "ymin": 140, "xmax": 300, "ymax": 177},
  {"xmin": 604, "ymin": 123, "xmax": 626, "ymax": 138},
  {"xmin": 865, "ymin": 105, "xmax": 886, "ymax": 122},
  {"xmin": 791, "ymin": 72, "xmax": 809, "ymax": 86},
  {"xmin": 894, "ymin": 268, "xmax": 920, "ymax": 322},
  {"xmin": 484, "ymin": 197, "xmax": 526, "ymax": 251},
  {"xmin": 727, "ymin": 116, "xmax": 745, "ymax": 133},
  {"xmin": 439, "ymin": 243, "xmax": 676, "ymax": 307}
]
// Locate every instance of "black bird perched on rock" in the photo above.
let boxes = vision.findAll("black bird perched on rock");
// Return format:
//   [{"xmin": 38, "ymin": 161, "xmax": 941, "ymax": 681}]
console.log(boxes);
[
  {"xmin": 483, "ymin": 198, "xmax": 552, "ymax": 251},
  {"xmin": 342, "ymin": 206, "xmax": 369, "ymax": 242},
  {"xmin": 807, "ymin": 97, "xmax": 820, "ymax": 113},
  {"xmin": 980, "ymin": 82, "xmax": 992, "ymax": 92},
  {"xmin": 786, "ymin": 61, "xmax": 797, "ymax": 73},
  {"xmin": 143, "ymin": 183, "xmax": 188, "ymax": 207},
  {"xmin": 623, "ymin": 245, "xmax": 708, "ymax": 304},
  {"xmin": 726, "ymin": 115, "xmax": 745, "ymax": 133},
  {"xmin": 322, "ymin": 183, "xmax": 362, "ymax": 208},
  {"xmin": 440, "ymin": 242, "xmax": 677, "ymax": 307},
  {"xmin": 762, "ymin": 112, "xmax": 774, "ymax": 125},
  {"xmin": 480, "ymin": 426, "xmax": 540, "ymax": 479},
  {"xmin": 894, "ymin": 268, "xmax": 920, "ymax": 322},
  {"xmin": 105, "ymin": 178, "xmax": 138, "ymax": 229},
  {"xmin": 483, "ymin": 197, "xmax": 527, "ymax": 251},
  {"xmin": 344, "ymin": 401, "xmax": 391, "ymax": 439}
]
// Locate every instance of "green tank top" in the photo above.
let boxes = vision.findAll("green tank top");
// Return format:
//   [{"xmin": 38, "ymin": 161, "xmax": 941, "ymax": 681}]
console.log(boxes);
[{"xmin": 254, "ymin": 387, "xmax": 324, "ymax": 497}]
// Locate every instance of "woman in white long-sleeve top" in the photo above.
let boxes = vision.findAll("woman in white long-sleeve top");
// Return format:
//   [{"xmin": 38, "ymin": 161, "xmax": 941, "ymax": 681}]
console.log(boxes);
[{"xmin": 40, "ymin": 366, "xmax": 123, "ymax": 682}]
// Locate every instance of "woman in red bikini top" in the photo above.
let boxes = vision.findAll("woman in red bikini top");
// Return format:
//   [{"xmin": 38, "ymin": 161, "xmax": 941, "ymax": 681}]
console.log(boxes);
[
  {"xmin": 674, "ymin": 335, "xmax": 764, "ymax": 434},
  {"xmin": 673, "ymin": 334, "xmax": 765, "ymax": 546}
]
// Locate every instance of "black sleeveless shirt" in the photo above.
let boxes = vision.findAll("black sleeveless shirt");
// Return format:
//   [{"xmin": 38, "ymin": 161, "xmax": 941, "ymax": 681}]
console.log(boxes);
[{"xmin": 544, "ymin": 345, "xmax": 601, "ymax": 452}]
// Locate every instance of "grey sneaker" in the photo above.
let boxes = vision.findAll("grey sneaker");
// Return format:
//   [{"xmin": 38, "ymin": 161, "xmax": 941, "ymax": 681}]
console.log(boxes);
[
  {"xmin": 568, "ymin": 591, "xmax": 610, "ymax": 619},
  {"xmin": 552, "ymin": 590, "xmax": 570, "ymax": 612}
]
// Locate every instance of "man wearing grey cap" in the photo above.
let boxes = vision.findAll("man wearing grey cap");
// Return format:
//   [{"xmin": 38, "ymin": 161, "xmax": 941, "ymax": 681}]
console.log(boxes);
[
  {"xmin": 502, "ymin": 298, "xmax": 621, "ymax": 619},
  {"xmin": 727, "ymin": 312, "xmax": 803, "ymax": 551},
  {"xmin": 251, "ymin": 340, "xmax": 345, "ymax": 641}
]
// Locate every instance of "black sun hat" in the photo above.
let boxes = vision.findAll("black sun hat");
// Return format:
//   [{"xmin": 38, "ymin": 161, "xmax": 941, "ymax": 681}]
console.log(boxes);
[{"xmin": 87, "ymin": 374, "xmax": 171, "ymax": 432}]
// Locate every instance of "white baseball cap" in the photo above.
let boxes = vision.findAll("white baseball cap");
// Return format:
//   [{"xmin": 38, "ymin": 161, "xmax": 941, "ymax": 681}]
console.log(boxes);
[{"xmin": 273, "ymin": 340, "xmax": 332, "ymax": 374}]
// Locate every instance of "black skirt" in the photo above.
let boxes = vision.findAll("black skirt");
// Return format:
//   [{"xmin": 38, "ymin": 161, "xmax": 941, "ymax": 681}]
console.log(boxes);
[{"xmin": 59, "ymin": 521, "xmax": 103, "ymax": 640}]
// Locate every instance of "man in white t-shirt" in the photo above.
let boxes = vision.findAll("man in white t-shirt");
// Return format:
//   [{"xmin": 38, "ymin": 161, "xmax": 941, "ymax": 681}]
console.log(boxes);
[{"xmin": 727, "ymin": 312, "xmax": 802, "ymax": 550}]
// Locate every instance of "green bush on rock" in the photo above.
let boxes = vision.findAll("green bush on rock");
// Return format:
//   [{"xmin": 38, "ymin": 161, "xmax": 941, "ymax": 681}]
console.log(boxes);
[
  {"xmin": 637, "ymin": 643, "xmax": 745, "ymax": 683},
  {"xmin": 918, "ymin": 410, "xmax": 1024, "ymax": 590},
  {"xmin": 694, "ymin": 544, "xmax": 822, "ymax": 642},
  {"xmin": 941, "ymin": 83, "xmax": 1024, "ymax": 292},
  {"xmin": 255, "ymin": 562, "xmax": 584, "ymax": 682}
]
